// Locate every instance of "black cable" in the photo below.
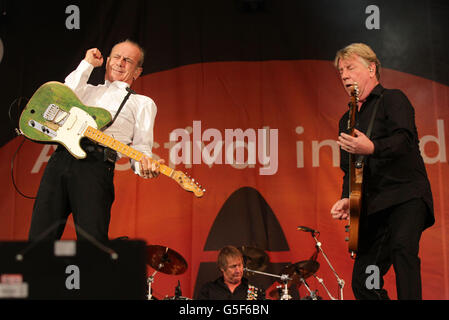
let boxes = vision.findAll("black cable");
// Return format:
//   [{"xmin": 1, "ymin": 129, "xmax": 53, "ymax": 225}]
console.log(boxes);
[
  {"xmin": 8, "ymin": 96, "xmax": 36, "ymax": 199},
  {"xmin": 8, "ymin": 96, "xmax": 28, "ymax": 131},
  {"xmin": 11, "ymin": 136, "xmax": 36, "ymax": 200}
]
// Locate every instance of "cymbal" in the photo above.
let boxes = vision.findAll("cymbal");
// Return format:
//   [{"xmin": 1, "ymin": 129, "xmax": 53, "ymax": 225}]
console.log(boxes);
[
  {"xmin": 146, "ymin": 245, "xmax": 188, "ymax": 275},
  {"xmin": 239, "ymin": 246, "xmax": 269, "ymax": 271},
  {"xmin": 281, "ymin": 260, "xmax": 319, "ymax": 282}
]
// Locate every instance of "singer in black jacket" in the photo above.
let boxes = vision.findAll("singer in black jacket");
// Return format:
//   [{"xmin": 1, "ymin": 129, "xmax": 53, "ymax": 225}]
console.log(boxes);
[{"xmin": 330, "ymin": 43, "xmax": 434, "ymax": 300}]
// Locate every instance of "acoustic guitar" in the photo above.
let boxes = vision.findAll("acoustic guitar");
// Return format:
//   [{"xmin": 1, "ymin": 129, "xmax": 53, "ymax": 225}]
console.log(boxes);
[
  {"xmin": 346, "ymin": 84, "xmax": 362, "ymax": 256},
  {"xmin": 19, "ymin": 81, "xmax": 205, "ymax": 198}
]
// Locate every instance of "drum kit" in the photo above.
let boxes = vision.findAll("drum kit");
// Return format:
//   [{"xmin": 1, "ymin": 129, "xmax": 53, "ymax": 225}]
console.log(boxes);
[
  {"xmin": 241, "ymin": 248, "xmax": 323, "ymax": 300},
  {"xmin": 145, "ymin": 226, "xmax": 345, "ymax": 300},
  {"xmin": 146, "ymin": 244, "xmax": 190, "ymax": 300},
  {"xmin": 244, "ymin": 227, "xmax": 345, "ymax": 300}
]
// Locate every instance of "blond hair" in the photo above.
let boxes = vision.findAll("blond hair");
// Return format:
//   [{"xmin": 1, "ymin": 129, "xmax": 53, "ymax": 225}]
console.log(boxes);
[
  {"xmin": 334, "ymin": 43, "xmax": 381, "ymax": 80},
  {"xmin": 217, "ymin": 245, "xmax": 242, "ymax": 271}
]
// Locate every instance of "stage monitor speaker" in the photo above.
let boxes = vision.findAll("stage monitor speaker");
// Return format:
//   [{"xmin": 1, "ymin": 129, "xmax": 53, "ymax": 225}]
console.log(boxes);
[{"xmin": 0, "ymin": 240, "xmax": 147, "ymax": 300}]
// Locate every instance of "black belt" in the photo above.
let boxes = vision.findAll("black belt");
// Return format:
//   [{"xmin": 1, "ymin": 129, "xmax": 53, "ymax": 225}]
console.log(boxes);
[{"xmin": 83, "ymin": 144, "xmax": 118, "ymax": 163}]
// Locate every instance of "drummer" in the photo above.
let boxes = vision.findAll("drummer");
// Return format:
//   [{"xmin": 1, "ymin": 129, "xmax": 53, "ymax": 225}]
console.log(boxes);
[{"xmin": 197, "ymin": 245, "xmax": 264, "ymax": 300}]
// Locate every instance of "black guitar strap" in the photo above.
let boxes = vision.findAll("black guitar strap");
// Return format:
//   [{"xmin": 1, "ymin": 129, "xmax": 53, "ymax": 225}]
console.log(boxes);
[
  {"xmin": 355, "ymin": 91, "xmax": 384, "ymax": 168},
  {"xmin": 103, "ymin": 86, "xmax": 135, "ymax": 130}
]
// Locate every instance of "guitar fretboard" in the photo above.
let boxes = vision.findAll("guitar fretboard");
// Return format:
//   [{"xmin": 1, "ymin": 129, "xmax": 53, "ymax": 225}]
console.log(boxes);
[{"xmin": 84, "ymin": 126, "xmax": 174, "ymax": 178}]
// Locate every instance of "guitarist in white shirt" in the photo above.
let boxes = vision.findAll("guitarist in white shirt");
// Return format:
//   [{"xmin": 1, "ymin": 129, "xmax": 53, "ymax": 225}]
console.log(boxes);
[{"xmin": 28, "ymin": 40, "xmax": 164, "ymax": 243}]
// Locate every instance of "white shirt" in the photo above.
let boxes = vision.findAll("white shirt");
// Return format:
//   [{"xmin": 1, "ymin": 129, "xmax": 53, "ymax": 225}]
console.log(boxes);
[{"xmin": 64, "ymin": 60, "xmax": 157, "ymax": 175}]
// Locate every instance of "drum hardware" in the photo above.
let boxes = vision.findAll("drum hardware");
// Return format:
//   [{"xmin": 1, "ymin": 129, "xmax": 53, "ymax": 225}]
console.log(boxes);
[
  {"xmin": 243, "ymin": 267, "xmax": 293, "ymax": 300},
  {"xmin": 163, "ymin": 296, "xmax": 191, "ymax": 300},
  {"xmin": 313, "ymin": 274, "xmax": 336, "ymax": 300},
  {"xmin": 297, "ymin": 226, "xmax": 345, "ymax": 300},
  {"xmin": 163, "ymin": 280, "xmax": 192, "ymax": 300},
  {"xmin": 240, "ymin": 245, "xmax": 293, "ymax": 298},
  {"xmin": 280, "ymin": 259, "xmax": 319, "ymax": 284},
  {"xmin": 147, "ymin": 270, "xmax": 158, "ymax": 300},
  {"xmin": 279, "ymin": 274, "xmax": 292, "ymax": 300},
  {"xmin": 298, "ymin": 276, "xmax": 319, "ymax": 300},
  {"xmin": 238, "ymin": 246, "xmax": 270, "ymax": 271},
  {"xmin": 175, "ymin": 280, "xmax": 182, "ymax": 297},
  {"xmin": 278, "ymin": 259, "xmax": 320, "ymax": 300},
  {"xmin": 145, "ymin": 245, "xmax": 188, "ymax": 300}
]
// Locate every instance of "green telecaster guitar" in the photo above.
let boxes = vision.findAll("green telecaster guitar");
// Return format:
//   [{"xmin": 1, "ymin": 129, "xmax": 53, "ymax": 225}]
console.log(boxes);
[{"xmin": 19, "ymin": 81, "xmax": 205, "ymax": 198}]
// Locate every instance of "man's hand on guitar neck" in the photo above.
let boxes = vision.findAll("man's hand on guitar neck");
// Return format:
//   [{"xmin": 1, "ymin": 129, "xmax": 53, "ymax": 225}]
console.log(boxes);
[
  {"xmin": 337, "ymin": 129, "xmax": 374, "ymax": 155},
  {"xmin": 139, "ymin": 156, "xmax": 165, "ymax": 179},
  {"xmin": 331, "ymin": 198, "xmax": 350, "ymax": 220}
]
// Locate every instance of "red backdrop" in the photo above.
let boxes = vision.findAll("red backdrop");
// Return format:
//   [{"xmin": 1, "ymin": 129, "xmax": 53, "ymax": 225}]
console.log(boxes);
[{"xmin": 1, "ymin": 60, "xmax": 448, "ymax": 300}]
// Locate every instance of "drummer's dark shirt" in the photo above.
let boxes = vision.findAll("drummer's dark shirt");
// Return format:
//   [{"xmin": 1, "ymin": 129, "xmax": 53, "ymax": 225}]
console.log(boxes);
[
  {"xmin": 197, "ymin": 277, "xmax": 263, "ymax": 300},
  {"xmin": 338, "ymin": 84, "xmax": 434, "ymax": 228}
]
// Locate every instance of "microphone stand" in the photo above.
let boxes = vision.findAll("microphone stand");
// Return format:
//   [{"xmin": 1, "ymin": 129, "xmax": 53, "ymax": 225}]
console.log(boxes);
[
  {"xmin": 311, "ymin": 231, "xmax": 345, "ymax": 300},
  {"xmin": 313, "ymin": 274, "xmax": 336, "ymax": 300}
]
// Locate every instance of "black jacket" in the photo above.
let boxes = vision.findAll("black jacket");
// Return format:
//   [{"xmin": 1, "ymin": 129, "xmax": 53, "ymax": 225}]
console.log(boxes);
[{"xmin": 338, "ymin": 84, "xmax": 434, "ymax": 229}]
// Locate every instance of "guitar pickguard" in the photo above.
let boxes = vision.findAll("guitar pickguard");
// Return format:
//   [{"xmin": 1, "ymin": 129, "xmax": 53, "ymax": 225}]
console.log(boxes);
[{"xmin": 61, "ymin": 107, "xmax": 98, "ymax": 158}]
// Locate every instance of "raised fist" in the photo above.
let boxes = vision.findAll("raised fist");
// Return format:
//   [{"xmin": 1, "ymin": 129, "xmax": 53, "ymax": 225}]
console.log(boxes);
[{"xmin": 84, "ymin": 48, "xmax": 104, "ymax": 68}]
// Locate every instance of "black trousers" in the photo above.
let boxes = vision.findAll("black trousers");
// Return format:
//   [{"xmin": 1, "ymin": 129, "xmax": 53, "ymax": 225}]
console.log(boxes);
[
  {"xmin": 351, "ymin": 198, "xmax": 428, "ymax": 300},
  {"xmin": 28, "ymin": 146, "xmax": 115, "ymax": 243}
]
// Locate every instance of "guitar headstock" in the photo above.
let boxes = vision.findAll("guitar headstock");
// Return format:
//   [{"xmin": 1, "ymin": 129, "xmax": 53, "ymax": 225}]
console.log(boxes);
[
  {"xmin": 350, "ymin": 83, "xmax": 359, "ymax": 103},
  {"xmin": 172, "ymin": 171, "xmax": 205, "ymax": 198},
  {"xmin": 347, "ymin": 83, "xmax": 360, "ymax": 132}
]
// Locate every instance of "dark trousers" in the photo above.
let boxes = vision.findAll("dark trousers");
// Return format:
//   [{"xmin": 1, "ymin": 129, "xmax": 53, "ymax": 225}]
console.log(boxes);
[
  {"xmin": 351, "ymin": 198, "xmax": 428, "ymax": 300},
  {"xmin": 28, "ymin": 146, "xmax": 115, "ymax": 243}
]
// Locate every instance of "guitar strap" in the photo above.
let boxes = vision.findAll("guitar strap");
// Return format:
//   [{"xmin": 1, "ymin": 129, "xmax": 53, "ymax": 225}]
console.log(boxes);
[
  {"xmin": 355, "ymin": 90, "xmax": 384, "ymax": 168},
  {"xmin": 103, "ymin": 86, "xmax": 136, "ymax": 130}
]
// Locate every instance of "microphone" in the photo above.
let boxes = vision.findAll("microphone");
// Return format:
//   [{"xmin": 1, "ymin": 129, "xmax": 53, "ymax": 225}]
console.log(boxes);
[{"xmin": 297, "ymin": 226, "xmax": 318, "ymax": 234}]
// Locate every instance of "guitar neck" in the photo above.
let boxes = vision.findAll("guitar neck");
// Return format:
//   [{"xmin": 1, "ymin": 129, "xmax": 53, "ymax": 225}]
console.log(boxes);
[{"xmin": 83, "ymin": 126, "xmax": 174, "ymax": 178}]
